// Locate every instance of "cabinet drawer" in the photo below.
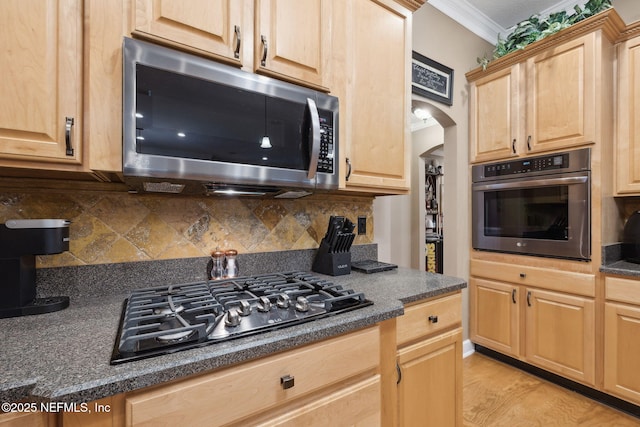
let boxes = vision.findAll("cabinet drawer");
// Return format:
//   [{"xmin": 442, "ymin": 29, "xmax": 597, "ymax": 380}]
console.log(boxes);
[
  {"xmin": 606, "ymin": 276, "xmax": 640, "ymax": 304},
  {"xmin": 125, "ymin": 326, "xmax": 380, "ymax": 427},
  {"xmin": 253, "ymin": 376, "xmax": 381, "ymax": 427},
  {"xmin": 397, "ymin": 293, "xmax": 461, "ymax": 346},
  {"xmin": 471, "ymin": 259, "xmax": 595, "ymax": 297}
]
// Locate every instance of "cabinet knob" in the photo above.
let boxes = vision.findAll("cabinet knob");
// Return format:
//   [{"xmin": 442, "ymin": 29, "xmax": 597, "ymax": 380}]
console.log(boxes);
[
  {"xmin": 519, "ymin": 273, "xmax": 526, "ymax": 278},
  {"xmin": 428, "ymin": 315, "xmax": 438, "ymax": 323},
  {"xmin": 280, "ymin": 375, "xmax": 295, "ymax": 390}
]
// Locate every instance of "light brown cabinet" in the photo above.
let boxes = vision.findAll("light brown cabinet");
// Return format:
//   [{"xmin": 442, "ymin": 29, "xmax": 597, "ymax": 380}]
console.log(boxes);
[
  {"xmin": 132, "ymin": 0, "xmax": 330, "ymax": 91},
  {"xmin": 132, "ymin": 0, "xmax": 246, "ymax": 66},
  {"xmin": 396, "ymin": 292, "xmax": 463, "ymax": 426},
  {"xmin": 470, "ymin": 278, "xmax": 520, "ymax": 357},
  {"xmin": 254, "ymin": 0, "xmax": 330, "ymax": 90},
  {"xmin": 0, "ymin": 412, "xmax": 53, "ymax": 427},
  {"xmin": 604, "ymin": 276, "xmax": 640, "ymax": 405},
  {"xmin": 469, "ymin": 65, "xmax": 522, "ymax": 163},
  {"xmin": 331, "ymin": 0, "xmax": 412, "ymax": 193},
  {"xmin": 470, "ymin": 259, "xmax": 596, "ymax": 386},
  {"xmin": 468, "ymin": 31, "xmax": 602, "ymax": 163},
  {"xmin": 524, "ymin": 288, "xmax": 595, "ymax": 384},
  {"xmin": 615, "ymin": 34, "xmax": 640, "ymax": 195},
  {"xmin": 0, "ymin": 0, "xmax": 83, "ymax": 167},
  {"xmin": 124, "ymin": 326, "xmax": 381, "ymax": 426}
]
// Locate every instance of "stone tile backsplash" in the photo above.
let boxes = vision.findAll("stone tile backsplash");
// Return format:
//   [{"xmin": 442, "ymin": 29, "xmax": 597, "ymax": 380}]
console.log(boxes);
[{"xmin": 0, "ymin": 191, "xmax": 374, "ymax": 268}]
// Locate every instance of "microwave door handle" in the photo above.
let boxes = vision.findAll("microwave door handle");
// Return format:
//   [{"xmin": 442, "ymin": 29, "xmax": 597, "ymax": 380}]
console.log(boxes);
[
  {"xmin": 307, "ymin": 97, "xmax": 321, "ymax": 179},
  {"xmin": 472, "ymin": 176, "xmax": 588, "ymax": 191}
]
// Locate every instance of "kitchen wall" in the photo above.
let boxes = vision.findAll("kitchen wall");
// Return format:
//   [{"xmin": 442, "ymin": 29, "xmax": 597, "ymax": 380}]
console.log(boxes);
[
  {"xmin": 374, "ymin": 3, "xmax": 494, "ymax": 342},
  {"xmin": 0, "ymin": 190, "xmax": 373, "ymax": 268}
]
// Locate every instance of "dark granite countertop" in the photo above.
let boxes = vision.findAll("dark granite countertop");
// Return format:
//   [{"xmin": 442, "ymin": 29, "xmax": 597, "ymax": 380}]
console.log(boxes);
[
  {"xmin": 600, "ymin": 260, "xmax": 640, "ymax": 278},
  {"xmin": 600, "ymin": 243, "xmax": 640, "ymax": 278},
  {"xmin": 0, "ymin": 266, "xmax": 466, "ymax": 404}
]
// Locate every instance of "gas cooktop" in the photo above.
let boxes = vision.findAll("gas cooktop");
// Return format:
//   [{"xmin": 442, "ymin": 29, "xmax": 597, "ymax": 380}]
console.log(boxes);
[{"xmin": 110, "ymin": 271, "xmax": 372, "ymax": 364}]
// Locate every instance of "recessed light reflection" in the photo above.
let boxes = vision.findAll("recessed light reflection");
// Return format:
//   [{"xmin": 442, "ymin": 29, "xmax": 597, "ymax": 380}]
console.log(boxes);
[
  {"xmin": 136, "ymin": 136, "xmax": 145, "ymax": 140},
  {"xmin": 262, "ymin": 157, "xmax": 268, "ymax": 161},
  {"xmin": 135, "ymin": 113, "xmax": 144, "ymax": 118},
  {"xmin": 177, "ymin": 132, "xmax": 186, "ymax": 138}
]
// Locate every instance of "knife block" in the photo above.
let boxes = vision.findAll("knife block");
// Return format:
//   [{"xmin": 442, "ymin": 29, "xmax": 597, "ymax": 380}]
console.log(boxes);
[{"xmin": 312, "ymin": 241, "xmax": 351, "ymax": 276}]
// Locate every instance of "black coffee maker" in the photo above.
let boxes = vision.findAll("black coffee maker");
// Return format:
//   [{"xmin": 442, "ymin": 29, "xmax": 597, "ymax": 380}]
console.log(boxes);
[
  {"xmin": 623, "ymin": 211, "xmax": 640, "ymax": 264},
  {"xmin": 0, "ymin": 219, "xmax": 71, "ymax": 318}
]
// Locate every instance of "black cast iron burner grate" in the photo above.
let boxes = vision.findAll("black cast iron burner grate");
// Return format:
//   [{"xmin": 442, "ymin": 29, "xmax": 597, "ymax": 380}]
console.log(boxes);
[{"xmin": 110, "ymin": 271, "xmax": 372, "ymax": 364}]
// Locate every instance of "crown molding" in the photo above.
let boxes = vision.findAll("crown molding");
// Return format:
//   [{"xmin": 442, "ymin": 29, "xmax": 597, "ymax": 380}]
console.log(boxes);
[
  {"xmin": 428, "ymin": 0, "xmax": 505, "ymax": 44},
  {"xmin": 428, "ymin": 0, "xmax": 590, "ymax": 45}
]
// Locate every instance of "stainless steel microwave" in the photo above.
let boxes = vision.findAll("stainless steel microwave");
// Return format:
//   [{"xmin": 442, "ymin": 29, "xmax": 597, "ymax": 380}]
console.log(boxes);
[
  {"xmin": 472, "ymin": 148, "xmax": 591, "ymax": 261},
  {"xmin": 122, "ymin": 38, "xmax": 339, "ymax": 196}
]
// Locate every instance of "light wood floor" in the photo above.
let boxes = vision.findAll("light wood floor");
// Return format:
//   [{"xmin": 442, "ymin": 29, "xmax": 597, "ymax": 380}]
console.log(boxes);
[{"xmin": 463, "ymin": 353, "xmax": 640, "ymax": 426}]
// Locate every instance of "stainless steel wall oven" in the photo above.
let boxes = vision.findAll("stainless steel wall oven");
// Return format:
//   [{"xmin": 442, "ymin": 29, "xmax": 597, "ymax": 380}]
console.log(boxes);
[{"xmin": 472, "ymin": 148, "xmax": 591, "ymax": 261}]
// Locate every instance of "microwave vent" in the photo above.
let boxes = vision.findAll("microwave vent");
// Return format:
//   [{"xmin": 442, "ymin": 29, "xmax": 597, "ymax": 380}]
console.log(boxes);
[{"xmin": 143, "ymin": 182, "xmax": 186, "ymax": 194}]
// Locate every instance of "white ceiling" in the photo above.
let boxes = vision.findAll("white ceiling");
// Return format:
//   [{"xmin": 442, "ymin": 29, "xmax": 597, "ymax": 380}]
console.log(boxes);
[{"xmin": 427, "ymin": 0, "xmax": 590, "ymax": 43}]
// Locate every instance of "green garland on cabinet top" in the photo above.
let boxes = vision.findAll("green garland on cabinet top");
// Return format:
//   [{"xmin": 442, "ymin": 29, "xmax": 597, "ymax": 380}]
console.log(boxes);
[{"xmin": 478, "ymin": 0, "xmax": 612, "ymax": 70}]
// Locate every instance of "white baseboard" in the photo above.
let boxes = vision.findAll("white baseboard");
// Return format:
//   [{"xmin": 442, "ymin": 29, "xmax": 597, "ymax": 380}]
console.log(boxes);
[{"xmin": 463, "ymin": 339, "xmax": 475, "ymax": 358}]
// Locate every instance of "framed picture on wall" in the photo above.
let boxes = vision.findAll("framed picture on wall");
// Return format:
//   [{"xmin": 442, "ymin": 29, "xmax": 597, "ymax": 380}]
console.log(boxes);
[{"xmin": 411, "ymin": 51, "xmax": 454, "ymax": 106}]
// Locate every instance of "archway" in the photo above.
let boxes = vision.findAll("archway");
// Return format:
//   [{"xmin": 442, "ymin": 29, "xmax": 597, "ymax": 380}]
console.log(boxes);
[{"xmin": 410, "ymin": 98, "xmax": 456, "ymax": 271}]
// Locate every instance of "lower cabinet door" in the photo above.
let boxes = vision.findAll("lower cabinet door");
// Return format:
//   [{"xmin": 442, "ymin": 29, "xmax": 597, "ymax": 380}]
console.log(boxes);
[
  {"xmin": 604, "ymin": 302, "xmax": 640, "ymax": 405},
  {"xmin": 525, "ymin": 288, "xmax": 595, "ymax": 385},
  {"xmin": 254, "ymin": 376, "xmax": 381, "ymax": 427},
  {"xmin": 0, "ymin": 412, "xmax": 52, "ymax": 427},
  {"xmin": 470, "ymin": 278, "xmax": 520, "ymax": 356},
  {"xmin": 397, "ymin": 328, "xmax": 463, "ymax": 427}
]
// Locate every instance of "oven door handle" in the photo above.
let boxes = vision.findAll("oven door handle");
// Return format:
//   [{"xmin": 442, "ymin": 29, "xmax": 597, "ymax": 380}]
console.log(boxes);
[{"xmin": 472, "ymin": 175, "xmax": 588, "ymax": 191}]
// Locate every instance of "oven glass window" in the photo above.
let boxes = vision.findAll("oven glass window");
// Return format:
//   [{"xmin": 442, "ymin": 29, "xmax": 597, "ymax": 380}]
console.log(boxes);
[{"xmin": 484, "ymin": 186, "xmax": 569, "ymax": 240}]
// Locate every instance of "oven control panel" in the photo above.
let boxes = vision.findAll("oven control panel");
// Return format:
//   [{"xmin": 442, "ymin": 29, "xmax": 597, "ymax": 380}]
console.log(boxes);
[{"xmin": 483, "ymin": 153, "xmax": 569, "ymax": 177}]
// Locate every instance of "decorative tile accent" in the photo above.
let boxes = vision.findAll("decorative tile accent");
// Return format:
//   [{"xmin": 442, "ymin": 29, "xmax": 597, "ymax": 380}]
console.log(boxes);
[{"xmin": 0, "ymin": 191, "xmax": 374, "ymax": 268}]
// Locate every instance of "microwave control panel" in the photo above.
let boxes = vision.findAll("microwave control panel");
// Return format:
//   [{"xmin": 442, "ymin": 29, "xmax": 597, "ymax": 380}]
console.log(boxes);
[{"xmin": 318, "ymin": 115, "xmax": 334, "ymax": 173}]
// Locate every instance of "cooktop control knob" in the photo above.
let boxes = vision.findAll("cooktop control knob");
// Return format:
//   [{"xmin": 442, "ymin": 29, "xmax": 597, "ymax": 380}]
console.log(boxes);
[
  {"xmin": 277, "ymin": 293, "xmax": 291, "ymax": 309},
  {"xmin": 225, "ymin": 309, "xmax": 241, "ymax": 327},
  {"xmin": 295, "ymin": 296, "xmax": 309, "ymax": 312},
  {"xmin": 238, "ymin": 299, "xmax": 251, "ymax": 316},
  {"xmin": 257, "ymin": 296, "xmax": 272, "ymax": 312}
]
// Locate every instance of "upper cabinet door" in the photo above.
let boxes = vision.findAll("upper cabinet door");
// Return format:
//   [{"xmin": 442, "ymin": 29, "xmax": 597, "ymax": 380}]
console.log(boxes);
[
  {"xmin": 133, "ymin": 0, "xmax": 245, "ymax": 65},
  {"xmin": 526, "ymin": 34, "xmax": 596, "ymax": 153},
  {"xmin": 0, "ymin": 0, "xmax": 82, "ymax": 164},
  {"xmin": 470, "ymin": 65, "xmax": 523, "ymax": 163},
  {"xmin": 616, "ymin": 35, "xmax": 640, "ymax": 195},
  {"xmin": 255, "ymin": 0, "xmax": 329, "ymax": 90},
  {"xmin": 337, "ymin": 0, "xmax": 411, "ymax": 193}
]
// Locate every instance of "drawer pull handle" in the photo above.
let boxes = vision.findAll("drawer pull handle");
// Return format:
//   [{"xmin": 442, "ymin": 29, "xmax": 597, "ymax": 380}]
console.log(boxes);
[
  {"xmin": 428, "ymin": 315, "xmax": 438, "ymax": 323},
  {"xmin": 280, "ymin": 375, "xmax": 295, "ymax": 390},
  {"xmin": 519, "ymin": 273, "xmax": 526, "ymax": 278}
]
